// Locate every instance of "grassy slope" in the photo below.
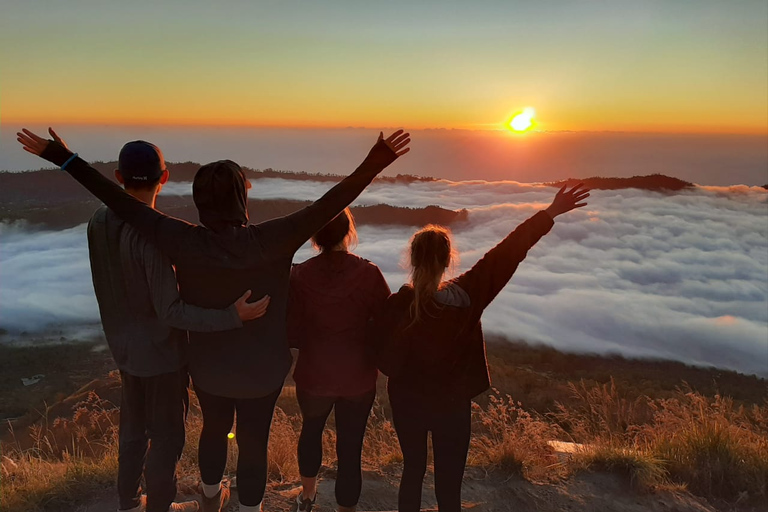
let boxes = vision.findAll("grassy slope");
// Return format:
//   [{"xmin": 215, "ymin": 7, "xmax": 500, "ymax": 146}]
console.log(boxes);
[{"xmin": 1, "ymin": 337, "xmax": 766, "ymax": 510}]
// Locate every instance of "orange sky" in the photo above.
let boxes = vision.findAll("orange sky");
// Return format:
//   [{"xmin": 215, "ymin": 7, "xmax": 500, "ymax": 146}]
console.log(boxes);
[{"xmin": 2, "ymin": 1, "xmax": 767, "ymax": 134}]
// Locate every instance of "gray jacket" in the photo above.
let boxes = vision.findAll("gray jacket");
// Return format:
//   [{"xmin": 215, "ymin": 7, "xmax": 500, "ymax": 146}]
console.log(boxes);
[{"xmin": 87, "ymin": 206, "xmax": 242, "ymax": 377}]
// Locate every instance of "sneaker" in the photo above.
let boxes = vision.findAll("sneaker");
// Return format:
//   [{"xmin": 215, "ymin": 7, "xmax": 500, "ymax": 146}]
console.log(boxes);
[
  {"xmin": 200, "ymin": 480, "xmax": 231, "ymax": 512},
  {"xmin": 168, "ymin": 501, "xmax": 200, "ymax": 512},
  {"xmin": 119, "ymin": 495, "xmax": 147, "ymax": 512},
  {"xmin": 296, "ymin": 491, "xmax": 317, "ymax": 512}
]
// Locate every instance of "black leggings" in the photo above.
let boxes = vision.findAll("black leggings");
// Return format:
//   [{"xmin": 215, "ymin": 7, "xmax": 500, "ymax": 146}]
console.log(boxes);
[
  {"xmin": 389, "ymin": 385, "xmax": 471, "ymax": 512},
  {"xmin": 297, "ymin": 389, "xmax": 376, "ymax": 508},
  {"xmin": 194, "ymin": 384, "xmax": 282, "ymax": 507}
]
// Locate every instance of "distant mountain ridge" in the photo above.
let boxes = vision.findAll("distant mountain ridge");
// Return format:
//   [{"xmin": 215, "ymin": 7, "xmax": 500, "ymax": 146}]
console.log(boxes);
[
  {"xmin": 0, "ymin": 163, "xmax": 695, "ymax": 230},
  {"xmin": 548, "ymin": 174, "xmax": 693, "ymax": 191},
  {"xmin": 0, "ymin": 163, "xmax": 462, "ymax": 230}
]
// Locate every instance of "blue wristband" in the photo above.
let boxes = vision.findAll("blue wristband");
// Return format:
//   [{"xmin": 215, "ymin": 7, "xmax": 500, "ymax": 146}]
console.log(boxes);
[{"xmin": 61, "ymin": 153, "xmax": 78, "ymax": 170}]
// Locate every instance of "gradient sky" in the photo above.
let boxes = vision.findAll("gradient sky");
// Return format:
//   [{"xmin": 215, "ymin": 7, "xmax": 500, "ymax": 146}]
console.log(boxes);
[{"xmin": 1, "ymin": 0, "xmax": 767, "ymax": 133}]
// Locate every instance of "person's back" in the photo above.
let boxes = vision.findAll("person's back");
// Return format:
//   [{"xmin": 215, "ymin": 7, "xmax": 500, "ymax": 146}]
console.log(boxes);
[
  {"xmin": 376, "ymin": 281, "xmax": 489, "ymax": 401},
  {"xmin": 175, "ymin": 256, "xmax": 293, "ymax": 397},
  {"xmin": 288, "ymin": 209, "xmax": 390, "ymax": 512},
  {"xmin": 89, "ymin": 207, "xmax": 188, "ymax": 375},
  {"xmin": 290, "ymin": 250, "xmax": 388, "ymax": 395}
]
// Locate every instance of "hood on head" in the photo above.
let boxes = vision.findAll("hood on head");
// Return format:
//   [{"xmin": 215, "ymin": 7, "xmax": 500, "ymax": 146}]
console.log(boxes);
[{"xmin": 193, "ymin": 160, "xmax": 249, "ymax": 231}]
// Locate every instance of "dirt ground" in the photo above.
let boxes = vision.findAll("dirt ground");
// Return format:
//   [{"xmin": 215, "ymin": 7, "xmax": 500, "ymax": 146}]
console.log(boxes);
[{"xmin": 64, "ymin": 467, "xmax": 718, "ymax": 512}]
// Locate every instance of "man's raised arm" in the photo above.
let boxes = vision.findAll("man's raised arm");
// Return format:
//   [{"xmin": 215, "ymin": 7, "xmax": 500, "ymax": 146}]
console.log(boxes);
[{"xmin": 16, "ymin": 128, "xmax": 193, "ymax": 261}]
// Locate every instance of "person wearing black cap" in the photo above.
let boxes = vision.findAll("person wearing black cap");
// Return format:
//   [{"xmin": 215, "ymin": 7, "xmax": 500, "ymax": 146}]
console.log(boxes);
[
  {"xmin": 17, "ymin": 127, "xmax": 410, "ymax": 512},
  {"xmin": 60, "ymin": 136, "xmax": 271, "ymax": 512}
]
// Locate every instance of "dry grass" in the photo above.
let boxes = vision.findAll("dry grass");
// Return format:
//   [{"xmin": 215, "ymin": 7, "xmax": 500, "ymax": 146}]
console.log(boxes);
[
  {"xmin": 571, "ymin": 444, "xmax": 668, "ymax": 491},
  {"xmin": 639, "ymin": 392, "xmax": 768, "ymax": 503},
  {"xmin": 3, "ymin": 380, "xmax": 767, "ymax": 510},
  {"xmin": 362, "ymin": 400, "xmax": 402, "ymax": 467},
  {"xmin": 1, "ymin": 391, "xmax": 119, "ymax": 510},
  {"xmin": 554, "ymin": 381, "xmax": 768, "ymax": 506},
  {"xmin": 468, "ymin": 391, "xmax": 563, "ymax": 480},
  {"xmin": 551, "ymin": 377, "xmax": 651, "ymax": 443}
]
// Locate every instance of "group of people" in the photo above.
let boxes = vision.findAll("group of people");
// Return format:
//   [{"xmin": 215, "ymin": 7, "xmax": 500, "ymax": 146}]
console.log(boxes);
[{"xmin": 17, "ymin": 127, "xmax": 589, "ymax": 512}]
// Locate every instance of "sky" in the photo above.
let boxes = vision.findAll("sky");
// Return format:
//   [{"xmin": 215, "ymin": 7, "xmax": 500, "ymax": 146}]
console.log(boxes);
[
  {"xmin": 2, "ymin": 180, "xmax": 766, "ymax": 376},
  {"xmin": 2, "ymin": 0, "xmax": 767, "ymax": 133},
  {"xmin": 3, "ymin": 125, "xmax": 767, "ymax": 186}
]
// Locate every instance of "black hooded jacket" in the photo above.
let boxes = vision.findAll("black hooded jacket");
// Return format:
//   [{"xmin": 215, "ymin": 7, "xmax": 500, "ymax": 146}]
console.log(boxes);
[
  {"xmin": 192, "ymin": 160, "xmax": 249, "ymax": 232},
  {"xmin": 41, "ymin": 141, "xmax": 400, "ymax": 398}
]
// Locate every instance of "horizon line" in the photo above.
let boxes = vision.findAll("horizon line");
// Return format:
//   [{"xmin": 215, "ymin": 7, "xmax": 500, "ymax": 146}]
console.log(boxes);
[{"xmin": 2, "ymin": 119, "xmax": 767, "ymax": 137}]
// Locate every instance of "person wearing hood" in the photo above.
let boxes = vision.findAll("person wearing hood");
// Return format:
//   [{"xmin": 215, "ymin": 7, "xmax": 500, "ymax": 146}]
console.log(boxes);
[
  {"xmin": 288, "ymin": 208, "xmax": 390, "ymax": 512},
  {"xmin": 17, "ymin": 127, "xmax": 411, "ymax": 512}
]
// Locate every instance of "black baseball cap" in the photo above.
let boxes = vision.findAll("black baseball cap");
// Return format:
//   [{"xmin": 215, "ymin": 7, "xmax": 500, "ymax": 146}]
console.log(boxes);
[{"xmin": 118, "ymin": 140, "xmax": 166, "ymax": 183}]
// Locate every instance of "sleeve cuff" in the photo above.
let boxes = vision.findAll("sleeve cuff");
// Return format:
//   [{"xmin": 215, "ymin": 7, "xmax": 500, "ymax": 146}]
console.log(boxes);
[
  {"xmin": 61, "ymin": 153, "xmax": 79, "ymax": 170},
  {"xmin": 535, "ymin": 210, "xmax": 556, "ymax": 230},
  {"xmin": 227, "ymin": 304, "xmax": 243, "ymax": 328},
  {"xmin": 39, "ymin": 140, "xmax": 75, "ymax": 167}
]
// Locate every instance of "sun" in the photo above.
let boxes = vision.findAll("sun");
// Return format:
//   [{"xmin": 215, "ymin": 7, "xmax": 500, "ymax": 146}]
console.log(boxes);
[{"xmin": 508, "ymin": 108, "xmax": 536, "ymax": 132}]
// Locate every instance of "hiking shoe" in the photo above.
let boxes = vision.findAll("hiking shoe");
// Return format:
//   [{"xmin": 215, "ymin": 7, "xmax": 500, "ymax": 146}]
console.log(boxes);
[
  {"xmin": 200, "ymin": 480, "xmax": 230, "ymax": 512},
  {"xmin": 296, "ymin": 491, "xmax": 317, "ymax": 512},
  {"xmin": 119, "ymin": 495, "xmax": 146, "ymax": 512},
  {"xmin": 168, "ymin": 501, "xmax": 200, "ymax": 512}
]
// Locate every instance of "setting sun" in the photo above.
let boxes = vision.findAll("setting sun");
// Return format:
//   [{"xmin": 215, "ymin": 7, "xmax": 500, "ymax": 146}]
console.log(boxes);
[{"xmin": 509, "ymin": 108, "xmax": 536, "ymax": 132}]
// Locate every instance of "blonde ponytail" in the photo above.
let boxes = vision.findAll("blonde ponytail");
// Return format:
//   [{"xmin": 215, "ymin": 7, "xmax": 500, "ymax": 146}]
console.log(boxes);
[{"xmin": 408, "ymin": 225, "xmax": 454, "ymax": 326}]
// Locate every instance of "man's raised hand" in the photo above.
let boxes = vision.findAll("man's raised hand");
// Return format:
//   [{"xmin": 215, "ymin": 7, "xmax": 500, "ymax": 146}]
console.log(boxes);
[
  {"xmin": 545, "ymin": 184, "xmax": 591, "ymax": 219},
  {"xmin": 17, "ymin": 127, "xmax": 68, "ymax": 157},
  {"xmin": 234, "ymin": 290, "xmax": 271, "ymax": 322}
]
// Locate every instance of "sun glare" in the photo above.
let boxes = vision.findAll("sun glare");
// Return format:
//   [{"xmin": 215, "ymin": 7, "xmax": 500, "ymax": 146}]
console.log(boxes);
[{"xmin": 509, "ymin": 108, "xmax": 536, "ymax": 132}]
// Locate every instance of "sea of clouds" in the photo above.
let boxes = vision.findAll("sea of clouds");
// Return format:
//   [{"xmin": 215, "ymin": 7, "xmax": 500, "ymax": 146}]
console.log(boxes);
[{"xmin": 1, "ymin": 179, "xmax": 766, "ymax": 376}]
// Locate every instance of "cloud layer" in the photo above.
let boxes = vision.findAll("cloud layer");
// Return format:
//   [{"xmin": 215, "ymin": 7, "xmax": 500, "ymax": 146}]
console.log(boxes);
[
  {"xmin": 2, "ymin": 180, "xmax": 767, "ymax": 376},
  {"xmin": 0, "ymin": 222, "xmax": 100, "ymax": 332}
]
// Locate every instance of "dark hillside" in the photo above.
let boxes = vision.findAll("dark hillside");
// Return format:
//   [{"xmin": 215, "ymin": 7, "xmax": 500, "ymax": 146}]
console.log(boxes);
[
  {"xmin": 548, "ymin": 174, "xmax": 693, "ymax": 192},
  {"xmin": 0, "ymin": 164, "xmax": 463, "ymax": 230}
]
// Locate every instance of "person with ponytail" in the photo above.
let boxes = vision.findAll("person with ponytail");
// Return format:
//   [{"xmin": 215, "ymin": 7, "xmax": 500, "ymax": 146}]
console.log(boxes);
[
  {"xmin": 373, "ymin": 185, "xmax": 590, "ymax": 512},
  {"xmin": 288, "ymin": 208, "xmax": 390, "ymax": 512}
]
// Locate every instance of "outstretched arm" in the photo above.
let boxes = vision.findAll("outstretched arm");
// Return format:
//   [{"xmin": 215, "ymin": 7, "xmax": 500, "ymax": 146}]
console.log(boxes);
[
  {"xmin": 254, "ymin": 130, "xmax": 411, "ymax": 256},
  {"xmin": 16, "ymin": 128, "xmax": 194, "ymax": 261},
  {"xmin": 456, "ymin": 185, "xmax": 590, "ymax": 313}
]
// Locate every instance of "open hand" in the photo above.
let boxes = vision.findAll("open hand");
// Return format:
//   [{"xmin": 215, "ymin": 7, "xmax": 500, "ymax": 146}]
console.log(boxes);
[
  {"xmin": 545, "ymin": 184, "xmax": 591, "ymax": 218},
  {"xmin": 361, "ymin": 129, "xmax": 411, "ymax": 170},
  {"xmin": 17, "ymin": 127, "xmax": 68, "ymax": 157},
  {"xmin": 379, "ymin": 129, "xmax": 411, "ymax": 157},
  {"xmin": 234, "ymin": 290, "xmax": 271, "ymax": 322}
]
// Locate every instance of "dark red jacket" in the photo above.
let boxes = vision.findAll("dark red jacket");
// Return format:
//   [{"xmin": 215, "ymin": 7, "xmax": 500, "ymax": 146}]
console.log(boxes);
[
  {"xmin": 373, "ymin": 211, "xmax": 554, "ymax": 402},
  {"xmin": 289, "ymin": 251, "xmax": 391, "ymax": 396}
]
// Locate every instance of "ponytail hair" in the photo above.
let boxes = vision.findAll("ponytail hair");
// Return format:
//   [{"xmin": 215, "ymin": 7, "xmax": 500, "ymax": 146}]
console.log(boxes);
[
  {"xmin": 312, "ymin": 208, "xmax": 358, "ymax": 253},
  {"xmin": 408, "ymin": 224, "xmax": 455, "ymax": 325}
]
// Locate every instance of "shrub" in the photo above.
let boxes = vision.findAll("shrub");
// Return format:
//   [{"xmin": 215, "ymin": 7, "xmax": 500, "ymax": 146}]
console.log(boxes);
[
  {"xmin": 572, "ymin": 443, "xmax": 667, "ymax": 491},
  {"xmin": 640, "ymin": 392, "xmax": 768, "ymax": 503},
  {"xmin": 551, "ymin": 378, "xmax": 650, "ymax": 443},
  {"xmin": 468, "ymin": 392, "xmax": 562, "ymax": 480},
  {"xmin": 1, "ymin": 392, "xmax": 119, "ymax": 510}
]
